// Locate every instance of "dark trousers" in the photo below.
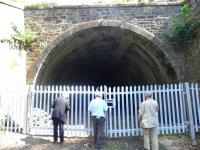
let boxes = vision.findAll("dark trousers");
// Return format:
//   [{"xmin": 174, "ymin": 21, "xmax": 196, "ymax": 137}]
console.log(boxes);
[
  {"xmin": 53, "ymin": 118, "xmax": 65, "ymax": 142},
  {"xmin": 91, "ymin": 116, "xmax": 105, "ymax": 149}
]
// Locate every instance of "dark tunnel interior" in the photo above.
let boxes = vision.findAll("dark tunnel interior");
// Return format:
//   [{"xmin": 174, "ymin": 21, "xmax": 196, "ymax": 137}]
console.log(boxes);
[{"xmin": 36, "ymin": 26, "xmax": 176, "ymax": 86}]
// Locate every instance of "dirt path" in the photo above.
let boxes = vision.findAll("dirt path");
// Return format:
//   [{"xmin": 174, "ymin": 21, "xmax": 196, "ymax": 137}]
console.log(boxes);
[
  {"xmin": 0, "ymin": 132, "xmax": 200, "ymax": 150},
  {"xmin": 0, "ymin": 133, "xmax": 144, "ymax": 150}
]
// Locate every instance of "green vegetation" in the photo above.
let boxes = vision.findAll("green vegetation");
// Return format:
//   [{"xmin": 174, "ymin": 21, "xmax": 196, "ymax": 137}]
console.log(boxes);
[
  {"xmin": 0, "ymin": 25, "xmax": 38, "ymax": 51},
  {"xmin": 93, "ymin": 0, "xmax": 132, "ymax": 5},
  {"xmin": 25, "ymin": 2, "xmax": 57, "ymax": 8},
  {"xmin": 1, "ymin": 0, "xmax": 25, "ymax": 4},
  {"xmin": 0, "ymin": 119, "xmax": 4, "ymax": 132},
  {"xmin": 139, "ymin": 0, "xmax": 145, "ymax": 4},
  {"xmin": 114, "ymin": 0, "xmax": 132, "ymax": 4},
  {"xmin": 10, "ymin": 59, "xmax": 18, "ymax": 70},
  {"xmin": 11, "ymin": 0, "xmax": 25, "ymax": 3},
  {"xmin": 167, "ymin": 4, "xmax": 200, "ymax": 49}
]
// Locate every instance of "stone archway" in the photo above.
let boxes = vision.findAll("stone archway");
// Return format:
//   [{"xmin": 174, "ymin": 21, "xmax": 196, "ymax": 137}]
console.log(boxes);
[{"xmin": 32, "ymin": 19, "xmax": 177, "ymax": 86}]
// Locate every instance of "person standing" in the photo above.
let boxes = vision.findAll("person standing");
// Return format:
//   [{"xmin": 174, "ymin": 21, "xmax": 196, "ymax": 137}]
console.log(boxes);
[
  {"xmin": 138, "ymin": 91, "xmax": 159, "ymax": 150},
  {"xmin": 51, "ymin": 91, "xmax": 70, "ymax": 143},
  {"xmin": 88, "ymin": 91, "xmax": 108, "ymax": 150}
]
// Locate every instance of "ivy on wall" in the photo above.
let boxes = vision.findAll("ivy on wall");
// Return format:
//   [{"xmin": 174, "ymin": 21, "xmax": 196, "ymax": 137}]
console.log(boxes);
[
  {"xmin": 167, "ymin": 4, "xmax": 200, "ymax": 49},
  {"xmin": 0, "ymin": 25, "xmax": 38, "ymax": 51}
]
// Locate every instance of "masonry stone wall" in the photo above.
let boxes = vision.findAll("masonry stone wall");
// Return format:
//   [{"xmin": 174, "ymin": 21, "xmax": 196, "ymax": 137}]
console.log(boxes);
[
  {"xmin": 25, "ymin": 4, "xmax": 184, "ymax": 84},
  {"xmin": 184, "ymin": 25, "xmax": 200, "ymax": 82}
]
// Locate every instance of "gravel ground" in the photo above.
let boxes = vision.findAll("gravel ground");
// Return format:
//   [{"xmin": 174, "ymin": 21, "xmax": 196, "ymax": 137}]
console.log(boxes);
[{"xmin": 0, "ymin": 132, "xmax": 200, "ymax": 150}]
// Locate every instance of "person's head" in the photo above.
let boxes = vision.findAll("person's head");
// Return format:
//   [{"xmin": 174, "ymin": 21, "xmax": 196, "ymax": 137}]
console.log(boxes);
[
  {"xmin": 95, "ymin": 91, "xmax": 102, "ymax": 98},
  {"xmin": 61, "ymin": 91, "xmax": 70, "ymax": 98},
  {"xmin": 144, "ymin": 91, "xmax": 152, "ymax": 100}
]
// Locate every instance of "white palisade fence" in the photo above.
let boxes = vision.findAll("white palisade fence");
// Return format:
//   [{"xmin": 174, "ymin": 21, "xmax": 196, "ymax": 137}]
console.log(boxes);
[{"xmin": 0, "ymin": 83, "xmax": 199, "ymax": 141}]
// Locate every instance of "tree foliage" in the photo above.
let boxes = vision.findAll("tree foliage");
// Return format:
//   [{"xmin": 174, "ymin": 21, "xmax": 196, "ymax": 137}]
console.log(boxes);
[{"xmin": 167, "ymin": 4, "xmax": 200, "ymax": 49}]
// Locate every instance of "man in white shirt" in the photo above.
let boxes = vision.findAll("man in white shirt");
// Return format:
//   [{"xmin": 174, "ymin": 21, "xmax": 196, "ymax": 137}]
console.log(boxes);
[
  {"xmin": 138, "ymin": 91, "xmax": 159, "ymax": 150},
  {"xmin": 88, "ymin": 91, "xmax": 108, "ymax": 150}
]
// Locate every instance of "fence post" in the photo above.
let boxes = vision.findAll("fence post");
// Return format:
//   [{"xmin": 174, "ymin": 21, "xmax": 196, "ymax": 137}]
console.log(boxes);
[
  {"xmin": 184, "ymin": 82, "xmax": 197, "ymax": 145},
  {"xmin": 23, "ymin": 85, "xmax": 32, "ymax": 134}
]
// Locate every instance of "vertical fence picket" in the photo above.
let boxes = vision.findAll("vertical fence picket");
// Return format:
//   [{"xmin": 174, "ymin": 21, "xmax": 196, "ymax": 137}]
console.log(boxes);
[
  {"xmin": 154, "ymin": 84, "xmax": 159, "ymax": 134},
  {"xmin": 19, "ymin": 90, "xmax": 24, "ymax": 133},
  {"xmin": 141, "ymin": 85, "xmax": 145, "ymax": 135},
  {"xmin": 6, "ymin": 92, "xmax": 9, "ymax": 132},
  {"xmin": 154, "ymin": 84, "xmax": 158, "ymax": 101},
  {"xmin": 91, "ymin": 86, "xmax": 95, "ymax": 136},
  {"xmin": 108, "ymin": 87, "xmax": 112, "ymax": 137},
  {"xmin": 158, "ymin": 85, "xmax": 164, "ymax": 134},
  {"xmin": 104, "ymin": 86, "xmax": 108, "ymax": 137},
  {"xmin": 1, "ymin": 91, "xmax": 5, "ymax": 132},
  {"xmin": 125, "ymin": 86, "xmax": 130, "ymax": 136},
  {"xmin": 70, "ymin": 86, "xmax": 74, "ymax": 136},
  {"xmin": 14, "ymin": 92, "xmax": 18, "ymax": 132},
  {"xmin": 12, "ymin": 92, "xmax": 16, "ymax": 133},
  {"xmin": 65, "ymin": 86, "xmax": 69, "ymax": 136},
  {"xmin": 10, "ymin": 93, "xmax": 14, "ymax": 132},
  {"xmin": 75, "ymin": 86, "xmax": 78, "ymax": 136},
  {"xmin": 170, "ymin": 84, "xmax": 176, "ymax": 133},
  {"xmin": 191, "ymin": 83, "xmax": 198, "ymax": 132},
  {"xmin": 117, "ymin": 87, "xmax": 121, "ymax": 137},
  {"xmin": 162, "ymin": 84, "xmax": 168, "ymax": 134},
  {"xmin": 43, "ymin": 86, "xmax": 47, "ymax": 134},
  {"xmin": 167, "ymin": 84, "xmax": 172, "ymax": 133},
  {"xmin": 195, "ymin": 83, "xmax": 200, "ymax": 128},
  {"xmin": 21, "ymin": 87, "xmax": 26, "ymax": 134},
  {"xmin": 138, "ymin": 85, "xmax": 141, "ymax": 135},
  {"xmin": 87, "ymin": 86, "xmax": 91, "ymax": 136},
  {"xmin": 174, "ymin": 84, "xmax": 181, "ymax": 133},
  {"xmin": 113, "ymin": 87, "xmax": 117, "ymax": 137},
  {"xmin": 83, "ymin": 86, "xmax": 86, "ymax": 136},
  {"xmin": 134, "ymin": 86, "xmax": 138, "ymax": 136},
  {"xmin": 35, "ymin": 85, "xmax": 40, "ymax": 134},
  {"xmin": 179, "ymin": 83, "xmax": 185, "ymax": 133},
  {"xmin": 51, "ymin": 85, "xmax": 55, "ymax": 135},
  {"xmin": 30, "ymin": 86, "xmax": 34, "ymax": 134},
  {"xmin": 130, "ymin": 86, "xmax": 134, "ymax": 136},
  {"xmin": 121, "ymin": 86, "xmax": 125, "ymax": 137},
  {"xmin": 46, "ymin": 85, "xmax": 51, "ymax": 135},
  {"xmin": 78, "ymin": 86, "xmax": 82, "ymax": 136},
  {"xmin": 39, "ymin": 86, "xmax": 42, "ymax": 134},
  {"xmin": 83, "ymin": 86, "xmax": 87, "ymax": 136}
]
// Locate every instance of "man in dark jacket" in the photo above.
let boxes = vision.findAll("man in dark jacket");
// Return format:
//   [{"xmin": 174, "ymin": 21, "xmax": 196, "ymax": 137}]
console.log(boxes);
[{"xmin": 51, "ymin": 92, "xmax": 70, "ymax": 143}]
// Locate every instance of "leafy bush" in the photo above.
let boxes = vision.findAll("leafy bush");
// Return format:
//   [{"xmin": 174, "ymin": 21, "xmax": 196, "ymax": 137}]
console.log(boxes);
[
  {"xmin": 167, "ymin": 4, "xmax": 200, "ymax": 48},
  {"xmin": 0, "ymin": 25, "xmax": 38, "ymax": 51}
]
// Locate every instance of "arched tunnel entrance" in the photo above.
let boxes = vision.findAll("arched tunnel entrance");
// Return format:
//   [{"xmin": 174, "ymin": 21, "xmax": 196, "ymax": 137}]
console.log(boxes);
[{"xmin": 35, "ymin": 26, "xmax": 176, "ymax": 86}]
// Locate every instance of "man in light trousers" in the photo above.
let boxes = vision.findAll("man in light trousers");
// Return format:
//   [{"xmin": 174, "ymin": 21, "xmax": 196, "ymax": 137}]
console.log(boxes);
[
  {"xmin": 88, "ymin": 91, "xmax": 108, "ymax": 150},
  {"xmin": 138, "ymin": 91, "xmax": 159, "ymax": 150}
]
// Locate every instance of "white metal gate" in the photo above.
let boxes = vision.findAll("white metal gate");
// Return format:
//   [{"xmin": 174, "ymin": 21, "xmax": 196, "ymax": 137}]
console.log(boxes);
[{"xmin": 0, "ymin": 87, "xmax": 28, "ymax": 133}]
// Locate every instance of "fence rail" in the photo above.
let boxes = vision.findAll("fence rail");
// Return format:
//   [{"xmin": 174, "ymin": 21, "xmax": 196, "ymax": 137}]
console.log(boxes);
[{"xmin": 0, "ymin": 83, "xmax": 199, "ymax": 142}]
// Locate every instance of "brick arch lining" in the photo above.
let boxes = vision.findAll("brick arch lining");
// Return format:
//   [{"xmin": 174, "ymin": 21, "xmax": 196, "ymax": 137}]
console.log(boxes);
[{"xmin": 32, "ymin": 19, "xmax": 176, "ymax": 85}]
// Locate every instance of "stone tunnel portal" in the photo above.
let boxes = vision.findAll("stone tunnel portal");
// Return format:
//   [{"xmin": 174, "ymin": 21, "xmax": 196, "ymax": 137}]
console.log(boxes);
[{"xmin": 35, "ymin": 26, "xmax": 176, "ymax": 86}]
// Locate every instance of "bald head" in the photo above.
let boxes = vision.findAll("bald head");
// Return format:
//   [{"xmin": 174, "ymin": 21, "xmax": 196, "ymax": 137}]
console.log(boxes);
[
  {"xmin": 62, "ymin": 91, "xmax": 69, "ymax": 98},
  {"xmin": 95, "ymin": 91, "xmax": 102, "ymax": 98},
  {"xmin": 144, "ymin": 91, "xmax": 153, "ymax": 99}
]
